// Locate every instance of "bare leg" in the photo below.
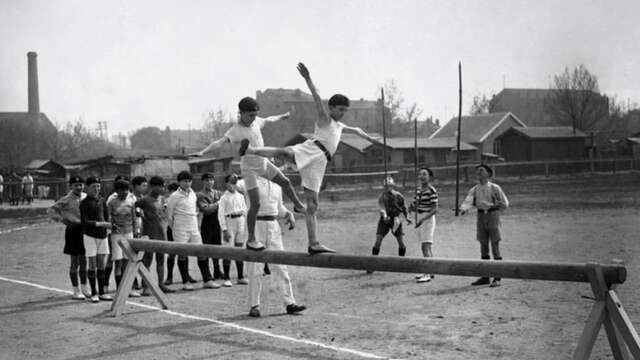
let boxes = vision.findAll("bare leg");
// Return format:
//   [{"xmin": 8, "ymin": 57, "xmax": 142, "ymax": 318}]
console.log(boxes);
[
  {"xmin": 304, "ymin": 188, "xmax": 335, "ymax": 254},
  {"xmin": 270, "ymin": 172, "xmax": 306, "ymax": 210},
  {"xmin": 246, "ymin": 187, "xmax": 260, "ymax": 244},
  {"xmin": 246, "ymin": 146, "xmax": 295, "ymax": 163}
]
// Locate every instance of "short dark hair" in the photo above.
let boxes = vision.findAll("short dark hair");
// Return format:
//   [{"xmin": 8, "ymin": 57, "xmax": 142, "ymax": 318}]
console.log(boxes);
[
  {"xmin": 149, "ymin": 176, "xmax": 165, "ymax": 186},
  {"xmin": 476, "ymin": 164, "xmax": 494, "ymax": 177},
  {"xmin": 68, "ymin": 175, "xmax": 84, "ymax": 185},
  {"xmin": 224, "ymin": 173, "xmax": 238, "ymax": 183},
  {"xmin": 201, "ymin": 172, "xmax": 214, "ymax": 181},
  {"xmin": 420, "ymin": 167, "xmax": 434, "ymax": 177},
  {"xmin": 85, "ymin": 176, "xmax": 100, "ymax": 186},
  {"xmin": 177, "ymin": 171, "xmax": 192, "ymax": 181},
  {"xmin": 167, "ymin": 182, "xmax": 179, "ymax": 192},
  {"xmin": 114, "ymin": 175, "xmax": 128, "ymax": 182},
  {"xmin": 328, "ymin": 94, "xmax": 350, "ymax": 107},
  {"xmin": 238, "ymin": 96, "xmax": 260, "ymax": 112},
  {"xmin": 131, "ymin": 176, "xmax": 147, "ymax": 186},
  {"xmin": 114, "ymin": 179, "xmax": 130, "ymax": 191}
]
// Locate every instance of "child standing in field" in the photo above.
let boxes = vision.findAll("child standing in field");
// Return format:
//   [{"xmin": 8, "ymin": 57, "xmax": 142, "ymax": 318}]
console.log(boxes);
[
  {"xmin": 459, "ymin": 164, "xmax": 509, "ymax": 287},
  {"xmin": 217, "ymin": 173, "xmax": 249, "ymax": 287},
  {"xmin": 368, "ymin": 176, "xmax": 410, "ymax": 273},
  {"xmin": 409, "ymin": 167, "xmax": 438, "ymax": 283},
  {"xmin": 49, "ymin": 175, "xmax": 90, "ymax": 299},
  {"xmin": 79, "ymin": 176, "xmax": 112, "ymax": 302},
  {"xmin": 107, "ymin": 179, "xmax": 137, "ymax": 293}
]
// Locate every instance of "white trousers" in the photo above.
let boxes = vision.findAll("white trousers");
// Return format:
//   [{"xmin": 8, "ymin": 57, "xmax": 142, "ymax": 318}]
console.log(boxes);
[{"xmin": 248, "ymin": 219, "xmax": 295, "ymax": 307}]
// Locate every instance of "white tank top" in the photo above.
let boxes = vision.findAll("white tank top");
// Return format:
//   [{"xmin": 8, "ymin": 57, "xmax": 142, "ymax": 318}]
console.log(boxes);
[{"xmin": 311, "ymin": 119, "xmax": 345, "ymax": 155}]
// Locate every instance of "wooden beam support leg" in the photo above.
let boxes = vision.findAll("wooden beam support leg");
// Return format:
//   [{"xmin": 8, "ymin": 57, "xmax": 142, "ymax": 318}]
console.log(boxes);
[
  {"xmin": 120, "ymin": 239, "xmax": 169, "ymax": 310},
  {"xmin": 110, "ymin": 239, "xmax": 143, "ymax": 317},
  {"xmin": 573, "ymin": 301, "xmax": 606, "ymax": 360},
  {"xmin": 606, "ymin": 290, "xmax": 640, "ymax": 359}
]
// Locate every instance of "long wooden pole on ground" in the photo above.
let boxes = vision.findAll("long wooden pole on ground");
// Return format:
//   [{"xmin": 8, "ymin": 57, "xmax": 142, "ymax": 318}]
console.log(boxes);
[{"xmin": 126, "ymin": 239, "xmax": 626, "ymax": 284}]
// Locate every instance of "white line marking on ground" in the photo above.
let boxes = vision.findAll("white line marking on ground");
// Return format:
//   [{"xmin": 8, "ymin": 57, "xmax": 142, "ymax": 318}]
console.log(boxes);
[
  {"xmin": 0, "ymin": 276, "xmax": 392, "ymax": 360},
  {"xmin": 0, "ymin": 222, "xmax": 50, "ymax": 235}
]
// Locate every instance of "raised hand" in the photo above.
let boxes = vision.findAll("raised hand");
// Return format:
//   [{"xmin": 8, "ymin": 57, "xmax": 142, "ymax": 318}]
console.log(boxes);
[{"xmin": 297, "ymin": 62, "xmax": 310, "ymax": 79}]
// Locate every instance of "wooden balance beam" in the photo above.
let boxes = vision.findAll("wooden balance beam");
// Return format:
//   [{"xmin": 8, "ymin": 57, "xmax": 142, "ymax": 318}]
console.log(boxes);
[{"xmin": 110, "ymin": 238, "xmax": 639, "ymax": 360}]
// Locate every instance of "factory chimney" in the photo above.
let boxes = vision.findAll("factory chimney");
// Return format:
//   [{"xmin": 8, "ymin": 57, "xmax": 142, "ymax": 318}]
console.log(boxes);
[{"xmin": 27, "ymin": 51, "xmax": 40, "ymax": 116}]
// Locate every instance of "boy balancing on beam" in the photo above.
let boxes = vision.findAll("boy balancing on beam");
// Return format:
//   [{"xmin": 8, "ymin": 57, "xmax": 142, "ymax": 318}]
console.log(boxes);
[
  {"xmin": 240, "ymin": 62, "xmax": 379, "ymax": 254},
  {"xmin": 194, "ymin": 98, "xmax": 307, "ymax": 252}
]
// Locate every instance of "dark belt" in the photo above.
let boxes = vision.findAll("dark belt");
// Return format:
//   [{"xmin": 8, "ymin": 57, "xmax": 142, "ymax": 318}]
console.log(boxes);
[
  {"xmin": 478, "ymin": 208, "xmax": 497, "ymax": 214},
  {"xmin": 313, "ymin": 139, "xmax": 332, "ymax": 161},
  {"xmin": 226, "ymin": 213, "xmax": 243, "ymax": 218},
  {"xmin": 257, "ymin": 215, "xmax": 277, "ymax": 221}
]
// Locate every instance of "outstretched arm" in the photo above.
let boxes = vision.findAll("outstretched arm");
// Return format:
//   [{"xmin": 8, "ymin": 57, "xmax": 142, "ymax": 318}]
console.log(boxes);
[
  {"xmin": 343, "ymin": 125, "xmax": 379, "ymax": 143},
  {"xmin": 262, "ymin": 112, "xmax": 290, "ymax": 123},
  {"xmin": 297, "ymin": 63, "xmax": 330, "ymax": 127},
  {"xmin": 191, "ymin": 136, "xmax": 230, "ymax": 157}
]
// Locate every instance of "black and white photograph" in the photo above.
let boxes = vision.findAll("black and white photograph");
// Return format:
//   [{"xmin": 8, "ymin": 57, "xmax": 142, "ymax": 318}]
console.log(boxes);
[{"xmin": 1, "ymin": 1, "xmax": 639, "ymax": 359}]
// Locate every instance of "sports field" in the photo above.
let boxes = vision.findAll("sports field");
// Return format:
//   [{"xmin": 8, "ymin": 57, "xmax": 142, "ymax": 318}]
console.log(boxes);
[{"xmin": 1, "ymin": 173, "xmax": 639, "ymax": 360}]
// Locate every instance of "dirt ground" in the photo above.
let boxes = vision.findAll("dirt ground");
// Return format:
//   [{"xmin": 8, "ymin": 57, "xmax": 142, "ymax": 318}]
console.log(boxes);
[{"xmin": 1, "ymin": 173, "xmax": 639, "ymax": 359}]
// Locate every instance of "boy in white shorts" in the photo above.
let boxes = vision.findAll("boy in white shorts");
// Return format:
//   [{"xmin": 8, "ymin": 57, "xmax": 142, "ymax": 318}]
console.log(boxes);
[
  {"xmin": 194, "ymin": 98, "xmax": 307, "ymax": 252},
  {"xmin": 79, "ymin": 176, "xmax": 113, "ymax": 302},
  {"xmin": 243, "ymin": 62, "xmax": 378, "ymax": 254},
  {"xmin": 217, "ymin": 173, "xmax": 248, "ymax": 287},
  {"xmin": 409, "ymin": 167, "xmax": 438, "ymax": 283},
  {"xmin": 166, "ymin": 171, "xmax": 209, "ymax": 291},
  {"xmin": 108, "ymin": 179, "xmax": 137, "ymax": 291}
]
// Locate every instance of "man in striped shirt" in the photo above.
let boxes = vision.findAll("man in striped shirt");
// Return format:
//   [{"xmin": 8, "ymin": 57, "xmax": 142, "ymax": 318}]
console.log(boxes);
[{"xmin": 409, "ymin": 167, "xmax": 438, "ymax": 283}]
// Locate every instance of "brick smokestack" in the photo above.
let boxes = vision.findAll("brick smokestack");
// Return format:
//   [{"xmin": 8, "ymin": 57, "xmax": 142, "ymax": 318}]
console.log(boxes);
[{"xmin": 28, "ymin": 51, "xmax": 40, "ymax": 115}]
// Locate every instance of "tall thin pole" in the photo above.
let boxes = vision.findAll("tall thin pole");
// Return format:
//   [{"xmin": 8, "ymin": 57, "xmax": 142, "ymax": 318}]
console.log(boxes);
[
  {"xmin": 455, "ymin": 62, "xmax": 462, "ymax": 217},
  {"xmin": 381, "ymin": 88, "xmax": 388, "ymax": 179},
  {"xmin": 414, "ymin": 109, "xmax": 418, "ymax": 224}
]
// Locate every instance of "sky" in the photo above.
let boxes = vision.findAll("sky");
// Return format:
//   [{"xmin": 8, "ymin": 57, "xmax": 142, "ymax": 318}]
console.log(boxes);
[{"xmin": 2, "ymin": 0, "xmax": 639, "ymax": 138}]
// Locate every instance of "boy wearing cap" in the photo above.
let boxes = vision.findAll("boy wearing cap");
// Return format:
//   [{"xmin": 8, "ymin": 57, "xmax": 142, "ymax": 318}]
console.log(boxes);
[
  {"xmin": 368, "ymin": 176, "xmax": 410, "ymax": 273},
  {"xmin": 79, "ymin": 176, "xmax": 113, "ymax": 302},
  {"xmin": 196, "ymin": 173, "xmax": 224, "ymax": 287},
  {"xmin": 136, "ymin": 176, "xmax": 176, "ymax": 294},
  {"xmin": 166, "ymin": 171, "xmax": 210, "ymax": 290},
  {"xmin": 409, "ymin": 167, "xmax": 438, "ymax": 283},
  {"xmin": 217, "ymin": 173, "xmax": 248, "ymax": 287},
  {"xmin": 243, "ymin": 62, "xmax": 378, "ymax": 254},
  {"xmin": 459, "ymin": 164, "xmax": 509, "ymax": 287},
  {"xmin": 194, "ymin": 97, "xmax": 306, "ymax": 252},
  {"xmin": 49, "ymin": 175, "xmax": 90, "ymax": 299}
]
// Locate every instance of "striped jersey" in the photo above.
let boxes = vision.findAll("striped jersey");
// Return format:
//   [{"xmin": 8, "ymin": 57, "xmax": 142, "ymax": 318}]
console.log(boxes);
[{"xmin": 413, "ymin": 184, "xmax": 438, "ymax": 213}]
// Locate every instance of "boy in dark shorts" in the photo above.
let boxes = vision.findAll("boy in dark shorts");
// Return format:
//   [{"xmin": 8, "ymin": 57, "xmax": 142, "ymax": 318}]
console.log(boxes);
[{"xmin": 50, "ymin": 175, "xmax": 90, "ymax": 299}]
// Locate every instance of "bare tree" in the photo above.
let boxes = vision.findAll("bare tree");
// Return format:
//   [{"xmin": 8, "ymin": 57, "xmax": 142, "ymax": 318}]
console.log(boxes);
[
  {"xmin": 545, "ymin": 65, "xmax": 608, "ymax": 133},
  {"xmin": 470, "ymin": 94, "xmax": 490, "ymax": 115}
]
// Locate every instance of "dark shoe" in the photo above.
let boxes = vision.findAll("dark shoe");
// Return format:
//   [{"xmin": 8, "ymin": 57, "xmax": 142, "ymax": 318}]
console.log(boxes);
[
  {"xmin": 471, "ymin": 277, "xmax": 491, "ymax": 286},
  {"xmin": 263, "ymin": 264, "xmax": 271, "ymax": 276},
  {"xmin": 246, "ymin": 241, "xmax": 266, "ymax": 251},
  {"xmin": 490, "ymin": 279, "xmax": 501, "ymax": 287},
  {"xmin": 141, "ymin": 288, "xmax": 152, "ymax": 297},
  {"xmin": 159, "ymin": 285, "xmax": 176, "ymax": 293},
  {"xmin": 308, "ymin": 244, "xmax": 336, "ymax": 255},
  {"xmin": 286, "ymin": 304, "xmax": 307, "ymax": 315},
  {"xmin": 239, "ymin": 139, "xmax": 250, "ymax": 156},
  {"xmin": 164, "ymin": 278, "xmax": 173, "ymax": 286},
  {"xmin": 366, "ymin": 270, "xmax": 374, "ymax": 274},
  {"xmin": 249, "ymin": 306, "xmax": 260, "ymax": 318},
  {"xmin": 187, "ymin": 277, "xmax": 198, "ymax": 284}
]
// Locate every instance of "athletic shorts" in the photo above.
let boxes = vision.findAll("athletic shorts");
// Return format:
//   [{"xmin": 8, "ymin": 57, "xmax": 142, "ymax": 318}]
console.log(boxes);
[
  {"xmin": 172, "ymin": 228, "xmax": 203, "ymax": 244},
  {"xmin": 376, "ymin": 216, "xmax": 403, "ymax": 237},
  {"xmin": 63, "ymin": 224, "xmax": 85, "ymax": 256},
  {"xmin": 241, "ymin": 160, "xmax": 281, "ymax": 190},
  {"xmin": 110, "ymin": 233, "xmax": 132, "ymax": 260},
  {"xmin": 84, "ymin": 235, "xmax": 110, "ymax": 257},
  {"xmin": 290, "ymin": 140, "xmax": 328, "ymax": 193},
  {"xmin": 415, "ymin": 215, "xmax": 436, "ymax": 244}
]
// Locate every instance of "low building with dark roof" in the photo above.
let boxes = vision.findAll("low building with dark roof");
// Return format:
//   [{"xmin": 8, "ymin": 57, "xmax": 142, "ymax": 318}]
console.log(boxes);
[
  {"xmin": 495, "ymin": 126, "xmax": 588, "ymax": 161},
  {"xmin": 24, "ymin": 159, "xmax": 67, "ymax": 178},
  {"xmin": 430, "ymin": 112, "xmax": 525, "ymax": 161}
]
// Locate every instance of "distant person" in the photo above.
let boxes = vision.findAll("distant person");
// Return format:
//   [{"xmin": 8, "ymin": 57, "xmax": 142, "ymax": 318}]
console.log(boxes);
[
  {"xmin": 459, "ymin": 164, "xmax": 509, "ymax": 287},
  {"xmin": 409, "ymin": 167, "xmax": 438, "ymax": 283},
  {"xmin": 79, "ymin": 176, "xmax": 112, "ymax": 302},
  {"xmin": 9, "ymin": 173, "xmax": 20, "ymax": 206},
  {"xmin": 368, "ymin": 176, "xmax": 410, "ymax": 274},
  {"xmin": 22, "ymin": 171, "xmax": 34, "ymax": 205},
  {"xmin": 0, "ymin": 172, "xmax": 4, "ymax": 205},
  {"xmin": 196, "ymin": 173, "xmax": 224, "ymax": 288},
  {"xmin": 217, "ymin": 173, "xmax": 248, "ymax": 287},
  {"xmin": 247, "ymin": 177, "xmax": 306, "ymax": 317},
  {"xmin": 49, "ymin": 175, "xmax": 90, "ymax": 300},
  {"xmin": 136, "ymin": 176, "xmax": 176, "ymax": 294},
  {"xmin": 193, "ymin": 97, "xmax": 306, "ymax": 252},
  {"xmin": 242, "ymin": 62, "xmax": 378, "ymax": 254},
  {"xmin": 166, "ymin": 171, "xmax": 210, "ymax": 290}
]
